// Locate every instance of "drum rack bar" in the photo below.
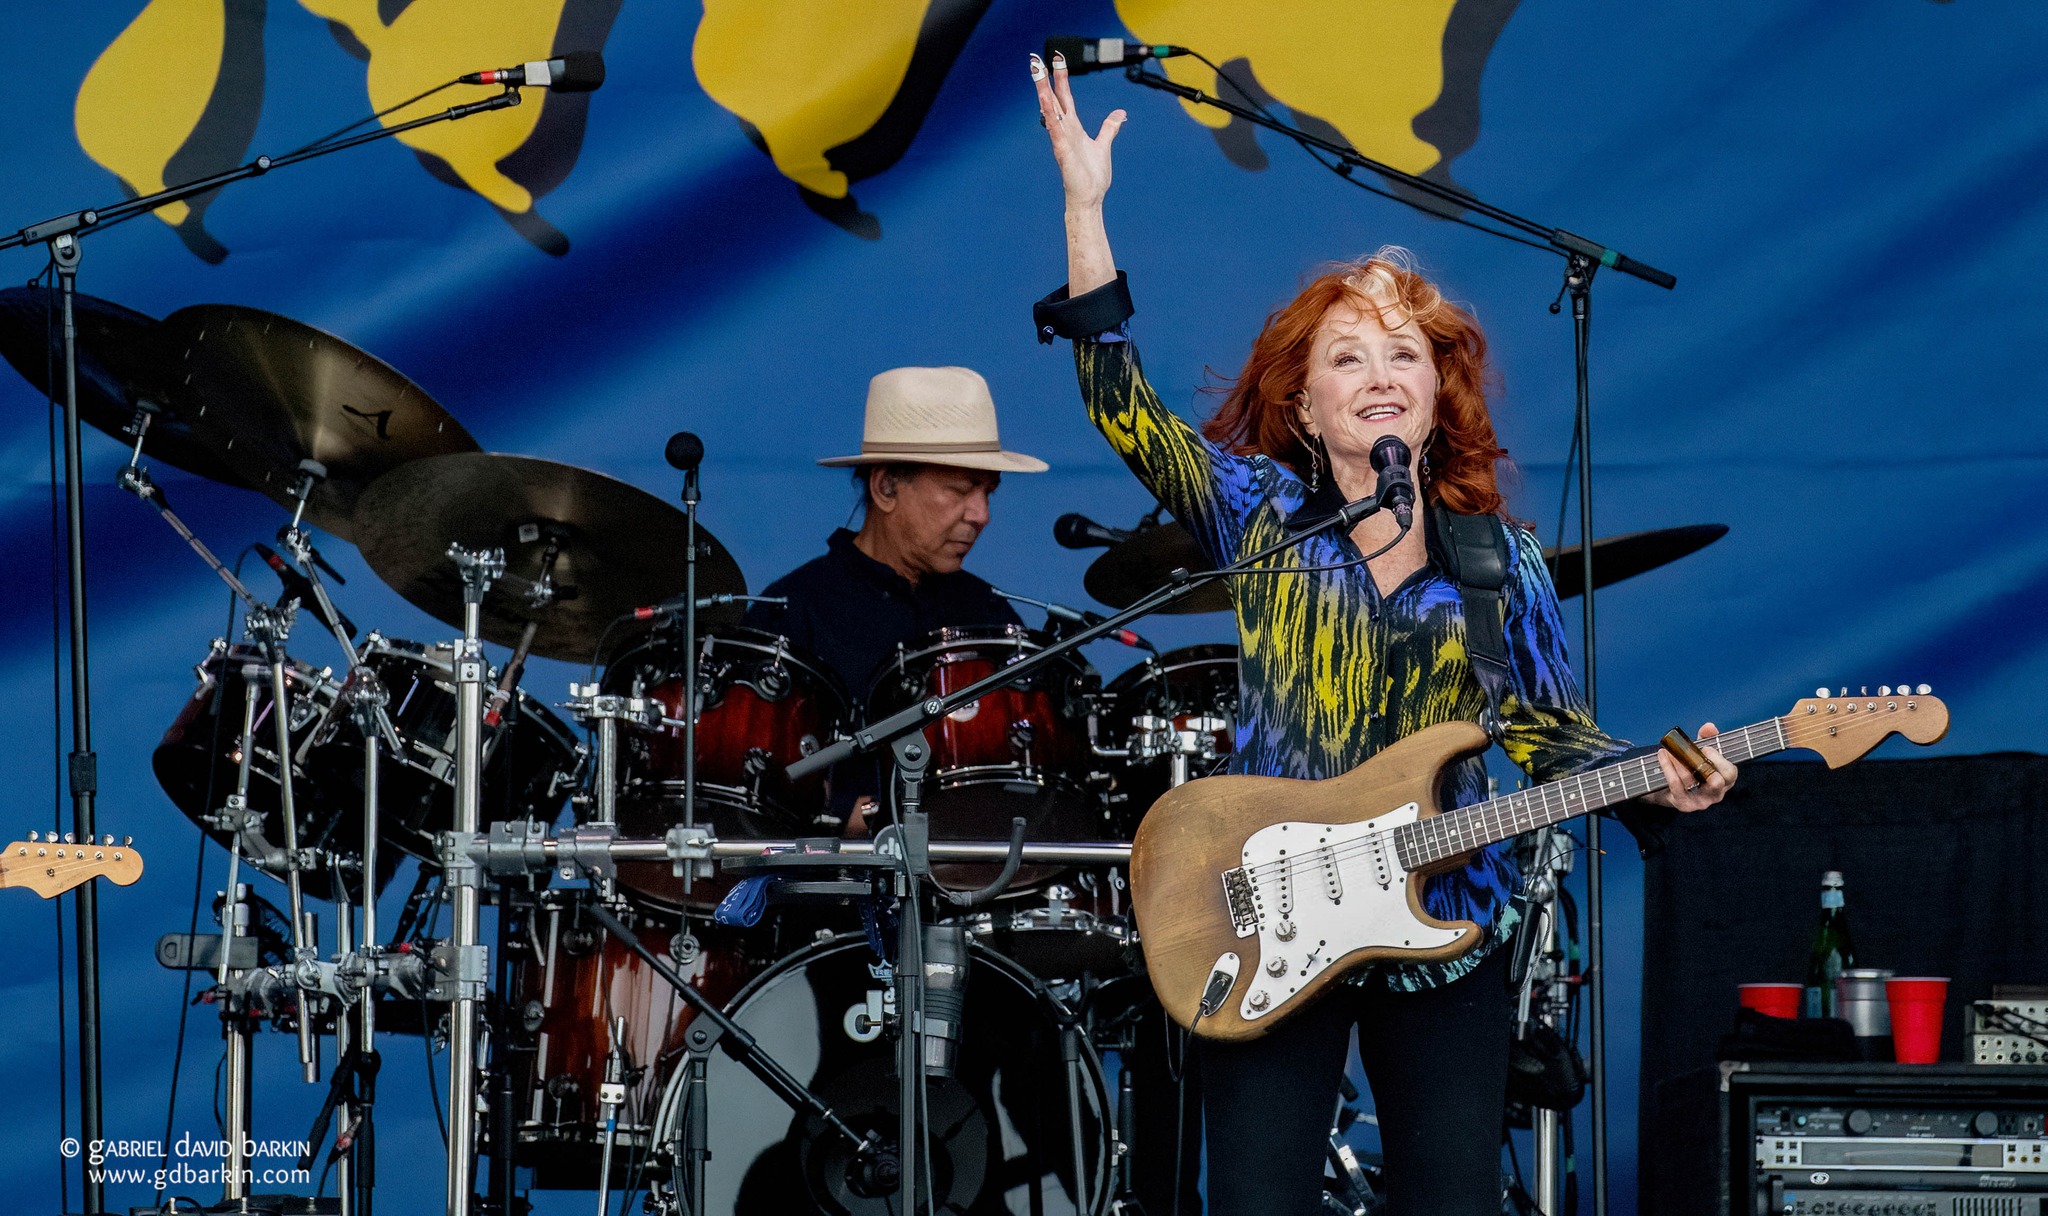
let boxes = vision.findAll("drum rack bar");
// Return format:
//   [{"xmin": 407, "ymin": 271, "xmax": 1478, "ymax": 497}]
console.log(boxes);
[{"xmin": 466, "ymin": 828, "xmax": 1131, "ymax": 874}]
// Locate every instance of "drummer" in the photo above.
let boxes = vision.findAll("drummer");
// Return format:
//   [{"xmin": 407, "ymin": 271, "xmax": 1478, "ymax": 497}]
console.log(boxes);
[
  {"xmin": 744, "ymin": 365, "xmax": 1046, "ymax": 691},
  {"xmin": 742, "ymin": 365, "xmax": 1048, "ymax": 814}
]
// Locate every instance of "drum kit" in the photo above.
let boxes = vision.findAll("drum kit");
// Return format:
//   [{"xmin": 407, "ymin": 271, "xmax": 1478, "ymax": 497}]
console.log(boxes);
[
  {"xmin": 2, "ymin": 283, "xmax": 1726, "ymax": 1216},
  {"xmin": 0, "ymin": 286, "xmax": 1282, "ymax": 1216}
]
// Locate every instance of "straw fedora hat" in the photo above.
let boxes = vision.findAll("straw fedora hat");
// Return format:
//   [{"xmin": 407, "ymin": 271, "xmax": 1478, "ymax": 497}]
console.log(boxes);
[{"xmin": 817, "ymin": 366, "xmax": 1048, "ymax": 473}]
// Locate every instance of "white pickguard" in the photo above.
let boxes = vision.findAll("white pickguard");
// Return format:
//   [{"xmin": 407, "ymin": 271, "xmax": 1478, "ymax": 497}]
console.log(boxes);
[{"xmin": 1231, "ymin": 804, "xmax": 1470, "ymax": 1023}]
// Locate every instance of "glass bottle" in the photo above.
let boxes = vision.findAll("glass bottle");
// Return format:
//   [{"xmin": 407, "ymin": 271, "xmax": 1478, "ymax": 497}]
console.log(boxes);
[{"xmin": 1802, "ymin": 870, "xmax": 1856, "ymax": 1018}]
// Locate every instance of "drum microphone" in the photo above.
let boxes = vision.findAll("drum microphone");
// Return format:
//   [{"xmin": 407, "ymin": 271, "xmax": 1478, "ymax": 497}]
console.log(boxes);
[
  {"xmin": 625, "ymin": 592, "xmax": 786, "ymax": 622},
  {"xmin": 459, "ymin": 51, "xmax": 605, "ymax": 92},
  {"xmin": 919, "ymin": 923, "xmax": 971, "ymax": 1079},
  {"xmin": 253, "ymin": 543, "xmax": 356, "ymax": 639},
  {"xmin": 1052, "ymin": 512, "xmax": 1133, "ymax": 549},
  {"xmin": 1043, "ymin": 36, "xmax": 1190, "ymax": 75},
  {"xmin": 664, "ymin": 431, "xmax": 705, "ymax": 472},
  {"xmin": 993, "ymin": 588, "xmax": 1156, "ymax": 651}
]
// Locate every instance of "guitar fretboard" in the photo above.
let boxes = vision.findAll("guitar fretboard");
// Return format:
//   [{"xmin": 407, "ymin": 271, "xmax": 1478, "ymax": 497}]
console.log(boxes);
[{"xmin": 1390, "ymin": 717, "xmax": 1786, "ymax": 870}]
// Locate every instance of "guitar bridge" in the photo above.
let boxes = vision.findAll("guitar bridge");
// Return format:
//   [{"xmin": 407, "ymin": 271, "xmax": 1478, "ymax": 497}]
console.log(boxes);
[{"xmin": 1221, "ymin": 866, "xmax": 1258, "ymax": 938}]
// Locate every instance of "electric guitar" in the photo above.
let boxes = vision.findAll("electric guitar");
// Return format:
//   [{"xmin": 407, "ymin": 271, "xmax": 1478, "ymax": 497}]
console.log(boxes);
[
  {"xmin": 0, "ymin": 833, "xmax": 144, "ymax": 898},
  {"xmin": 1130, "ymin": 688, "xmax": 1949, "ymax": 1041}
]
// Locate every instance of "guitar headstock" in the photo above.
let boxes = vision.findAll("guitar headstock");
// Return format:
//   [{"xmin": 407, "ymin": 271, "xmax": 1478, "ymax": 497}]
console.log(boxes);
[
  {"xmin": 0, "ymin": 833, "xmax": 144, "ymax": 899},
  {"xmin": 1781, "ymin": 685, "xmax": 1950, "ymax": 768}
]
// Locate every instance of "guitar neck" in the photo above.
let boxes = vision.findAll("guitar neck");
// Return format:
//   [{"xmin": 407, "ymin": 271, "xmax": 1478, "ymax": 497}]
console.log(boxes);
[{"xmin": 1392, "ymin": 717, "xmax": 1787, "ymax": 870}]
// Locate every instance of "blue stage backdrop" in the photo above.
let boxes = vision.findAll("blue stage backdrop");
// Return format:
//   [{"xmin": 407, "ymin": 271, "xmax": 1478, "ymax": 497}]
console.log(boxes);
[{"xmin": 3, "ymin": 2, "xmax": 2042, "ymax": 1212}]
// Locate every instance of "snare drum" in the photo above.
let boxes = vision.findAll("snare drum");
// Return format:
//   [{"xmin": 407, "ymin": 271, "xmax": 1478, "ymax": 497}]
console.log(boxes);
[
  {"xmin": 959, "ymin": 870, "xmax": 1136, "ymax": 980},
  {"xmin": 866, "ymin": 626, "xmax": 1103, "ymax": 884},
  {"xmin": 602, "ymin": 628, "xmax": 850, "ymax": 909}
]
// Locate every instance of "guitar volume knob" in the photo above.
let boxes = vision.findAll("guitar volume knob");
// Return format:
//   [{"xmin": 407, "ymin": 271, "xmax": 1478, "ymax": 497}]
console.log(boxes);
[
  {"xmin": 1265, "ymin": 957, "xmax": 1288, "ymax": 977},
  {"xmin": 1248, "ymin": 990, "xmax": 1270, "ymax": 1011},
  {"xmin": 1274, "ymin": 920, "xmax": 1297, "ymax": 942}
]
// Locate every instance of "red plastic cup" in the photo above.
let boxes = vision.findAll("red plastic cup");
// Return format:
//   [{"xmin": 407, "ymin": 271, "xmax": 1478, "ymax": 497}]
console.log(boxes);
[
  {"xmin": 1886, "ymin": 977, "xmax": 1949, "ymax": 1063},
  {"xmin": 1738, "ymin": 983, "xmax": 1803, "ymax": 1019}
]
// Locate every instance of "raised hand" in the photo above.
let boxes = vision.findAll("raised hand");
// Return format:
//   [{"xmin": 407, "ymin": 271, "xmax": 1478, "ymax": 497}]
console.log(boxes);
[{"xmin": 1031, "ymin": 52, "xmax": 1126, "ymax": 211}]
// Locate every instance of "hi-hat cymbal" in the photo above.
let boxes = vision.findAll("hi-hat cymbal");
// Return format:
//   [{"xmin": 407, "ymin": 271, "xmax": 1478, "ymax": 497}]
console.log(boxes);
[
  {"xmin": 352, "ymin": 453, "xmax": 745, "ymax": 662},
  {"xmin": 1543, "ymin": 524, "xmax": 1728, "ymax": 600},
  {"xmin": 1084, "ymin": 524, "xmax": 1233, "ymax": 614},
  {"xmin": 0, "ymin": 287, "xmax": 249, "ymax": 486},
  {"xmin": 157, "ymin": 304, "xmax": 479, "ymax": 539},
  {"xmin": 1084, "ymin": 519, "xmax": 1729, "ymax": 611}
]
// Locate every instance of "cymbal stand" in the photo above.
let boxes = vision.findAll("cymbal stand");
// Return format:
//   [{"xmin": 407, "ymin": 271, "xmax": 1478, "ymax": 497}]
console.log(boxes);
[
  {"xmin": 443, "ymin": 544, "xmax": 503, "ymax": 1216},
  {"xmin": 114, "ymin": 410, "xmax": 259, "ymax": 606},
  {"xmin": 670, "ymin": 434, "xmax": 704, "ymax": 901},
  {"xmin": 219, "ymin": 881, "xmax": 258, "ymax": 1206},
  {"xmin": 1514, "ymin": 827, "xmax": 1576, "ymax": 1215},
  {"xmin": 242, "ymin": 597, "xmax": 322, "ymax": 1084}
]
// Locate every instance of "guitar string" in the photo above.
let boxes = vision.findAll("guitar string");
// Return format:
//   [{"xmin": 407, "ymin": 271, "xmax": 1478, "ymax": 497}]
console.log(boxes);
[
  {"xmin": 1234, "ymin": 704, "xmax": 1931, "ymax": 891},
  {"xmin": 1240, "ymin": 706, "xmax": 1929, "ymax": 891},
  {"xmin": 1236, "ymin": 716, "xmax": 1782, "ymax": 887}
]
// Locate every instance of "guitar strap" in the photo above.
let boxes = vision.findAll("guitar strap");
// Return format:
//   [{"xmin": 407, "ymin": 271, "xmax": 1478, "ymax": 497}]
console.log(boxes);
[{"xmin": 1434, "ymin": 504, "xmax": 1512, "ymax": 743}]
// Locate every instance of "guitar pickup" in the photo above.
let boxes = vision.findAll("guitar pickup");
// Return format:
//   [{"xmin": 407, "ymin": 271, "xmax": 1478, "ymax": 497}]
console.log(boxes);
[{"xmin": 1222, "ymin": 866, "xmax": 1258, "ymax": 938}]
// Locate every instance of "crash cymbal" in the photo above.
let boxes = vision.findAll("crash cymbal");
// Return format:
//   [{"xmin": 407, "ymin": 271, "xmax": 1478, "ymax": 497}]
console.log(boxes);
[
  {"xmin": 1543, "ymin": 524, "xmax": 1728, "ymax": 600},
  {"xmin": 1084, "ymin": 523, "xmax": 1233, "ymax": 614},
  {"xmin": 352, "ymin": 453, "xmax": 745, "ymax": 662},
  {"xmin": 157, "ymin": 304, "xmax": 479, "ymax": 540},
  {"xmin": 0, "ymin": 287, "xmax": 250, "ymax": 486},
  {"xmin": 1084, "ymin": 520, "xmax": 1729, "ymax": 610}
]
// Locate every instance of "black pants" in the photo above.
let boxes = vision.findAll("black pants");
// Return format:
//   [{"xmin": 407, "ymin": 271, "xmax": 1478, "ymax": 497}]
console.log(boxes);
[{"xmin": 1200, "ymin": 946, "xmax": 1512, "ymax": 1216}]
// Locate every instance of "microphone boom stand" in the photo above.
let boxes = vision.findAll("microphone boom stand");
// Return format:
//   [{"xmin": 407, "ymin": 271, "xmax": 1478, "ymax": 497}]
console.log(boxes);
[{"xmin": 1113, "ymin": 65, "xmax": 1676, "ymax": 1216}]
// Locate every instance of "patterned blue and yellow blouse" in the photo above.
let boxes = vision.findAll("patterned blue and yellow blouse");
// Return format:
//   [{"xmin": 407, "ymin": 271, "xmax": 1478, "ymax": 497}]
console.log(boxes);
[{"xmin": 1065, "ymin": 323, "xmax": 1636, "ymax": 990}]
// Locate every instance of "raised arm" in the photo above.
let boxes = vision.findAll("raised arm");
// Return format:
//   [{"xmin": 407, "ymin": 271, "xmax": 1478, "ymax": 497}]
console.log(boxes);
[{"xmin": 1031, "ymin": 51, "xmax": 1123, "ymax": 297}]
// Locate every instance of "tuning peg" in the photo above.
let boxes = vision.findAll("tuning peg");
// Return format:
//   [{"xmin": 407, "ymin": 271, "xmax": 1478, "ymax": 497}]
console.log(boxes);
[
  {"xmin": 1815, "ymin": 687, "xmax": 1830, "ymax": 698},
  {"xmin": 27, "ymin": 831, "xmax": 38, "ymax": 842},
  {"xmin": 101, "ymin": 834, "xmax": 113, "ymax": 847},
  {"xmin": 122, "ymin": 836, "xmax": 133, "ymax": 847},
  {"xmin": 1916, "ymin": 683, "xmax": 1931, "ymax": 695},
  {"xmin": 63, "ymin": 832, "xmax": 75, "ymax": 844},
  {"xmin": 1878, "ymin": 686, "xmax": 1892, "ymax": 696}
]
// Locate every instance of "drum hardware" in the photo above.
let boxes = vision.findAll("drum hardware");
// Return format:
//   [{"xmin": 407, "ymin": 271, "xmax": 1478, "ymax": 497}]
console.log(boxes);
[
  {"xmin": 350, "ymin": 451, "xmax": 746, "ymax": 663},
  {"xmin": 595, "ymin": 1014, "xmax": 630, "ymax": 1216},
  {"xmin": 666, "ymin": 430, "xmax": 707, "ymax": 906},
  {"xmin": 442, "ymin": 541, "xmax": 502, "ymax": 1216},
  {"xmin": 580, "ymin": 900, "xmax": 878, "ymax": 1216}
]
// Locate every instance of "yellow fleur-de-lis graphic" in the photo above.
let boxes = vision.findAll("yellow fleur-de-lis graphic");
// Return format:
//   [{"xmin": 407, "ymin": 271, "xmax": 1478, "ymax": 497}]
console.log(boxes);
[
  {"xmin": 75, "ymin": 0, "xmax": 267, "ymax": 264},
  {"xmin": 74, "ymin": 0, "xmax": 619, "ymax": 261},
  {"xmin": 1119, "ymin": 0, "xmax": 1517, "ymax": 207},
  {"xmin": 693, "ymin": 0, "xmax": 994, "ymax": 239}
]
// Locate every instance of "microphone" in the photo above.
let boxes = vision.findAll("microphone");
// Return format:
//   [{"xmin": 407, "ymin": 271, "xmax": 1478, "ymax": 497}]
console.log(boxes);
[
  {"xmin": 1052, "ymin": 512, "xmax": 1133, "ymax": 549},
  {"xmin": 1370, "ymin": 436, "xmax": 1416, "ymax": 530},
  {"xmin": 459, "ymin": 51, "xmax": 605, "ymax": 92},
  {"xmin": 1043, "ymin": 36, "xmax": 1190, "ymax": 76},
  {"xmin": 918, "ymin": 924, "xmax": 971, "ymax": 1079},
  {"xmin": 664, "ymin": 431, "xmax": 704, "ymax": 472},
  {"xmin": 993, "ymin": 588, "xmax": 1156, "ymax": 651},
  {"xmin": 626, "ymin": 592, "xmax": 785, "ymax": 622},
  {"xmin": 254, "ymin": 543, "xmax": 356, "ymax": 639}
]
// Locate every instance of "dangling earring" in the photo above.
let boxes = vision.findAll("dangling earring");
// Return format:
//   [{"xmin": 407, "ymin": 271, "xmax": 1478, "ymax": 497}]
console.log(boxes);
[
  {"xmin": 1420, "ymin": 449, "xmax": 1432, "ymax": 485},
  {"xmin": 1287, "ymin": 408, "xmax": 1322, "ymax": 492}
]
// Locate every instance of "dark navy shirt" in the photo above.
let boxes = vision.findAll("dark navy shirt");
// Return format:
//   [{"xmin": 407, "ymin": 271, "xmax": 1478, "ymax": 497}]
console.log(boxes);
[{"xmin": 742, "ymin": 527, "xmax": 1023, "ymax": 699}]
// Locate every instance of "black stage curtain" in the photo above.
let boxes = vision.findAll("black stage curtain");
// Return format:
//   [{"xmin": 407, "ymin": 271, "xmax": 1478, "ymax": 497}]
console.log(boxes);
[{"xmin": 1637, "ymin": 752, "xmax": 2048, "ymax": 1211}]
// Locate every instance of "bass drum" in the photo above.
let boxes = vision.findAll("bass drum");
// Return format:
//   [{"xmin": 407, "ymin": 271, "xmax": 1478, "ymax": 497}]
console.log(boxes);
[
  {"xmin": 649, "ymin": 933, "xmax": 1112, "ymax": 1216},
  {"xmin": 866, "ymin": 626, "xmax": 1105, "ymax": 888}
]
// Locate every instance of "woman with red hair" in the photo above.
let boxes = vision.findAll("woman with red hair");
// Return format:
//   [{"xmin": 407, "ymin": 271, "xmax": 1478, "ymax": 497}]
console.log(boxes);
[{"xmin": 1029, "ymin": 51, "xmax": 1735, "ymax": 1215}]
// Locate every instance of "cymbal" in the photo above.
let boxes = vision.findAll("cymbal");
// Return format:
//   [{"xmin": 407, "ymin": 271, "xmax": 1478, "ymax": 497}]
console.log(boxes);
[
  {"xmin": 157, "ymin": 304, "xmax": 479, "ymax": 540},
  {"xmin": 1084, "ymin": 524, "xmax": 1233, "ymax": 614},
  {"xmin": 1084, "ymin": 520, "xmax": 1729, "ymax": 611},
  {"xmin": 1543, "ymin": 524, "xmax": 1728, "ymax": 600},
  {"xmin": 352, "ymin": 453, "xmax": 745, "ymax": 662},
  {"xmin": 0, "ymin": 287, "xmax": 250, "ymax": 486}
]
